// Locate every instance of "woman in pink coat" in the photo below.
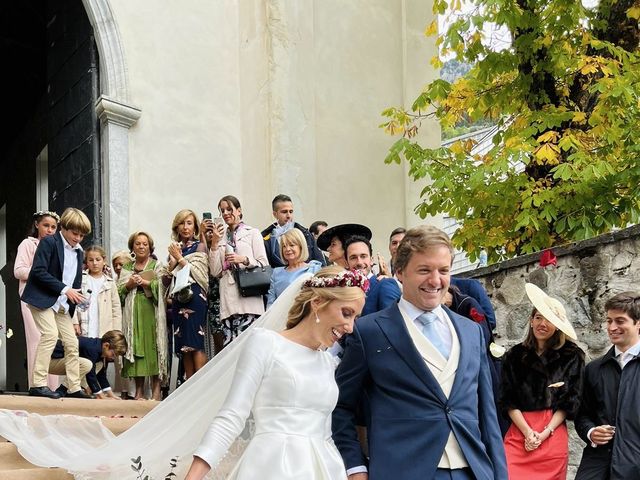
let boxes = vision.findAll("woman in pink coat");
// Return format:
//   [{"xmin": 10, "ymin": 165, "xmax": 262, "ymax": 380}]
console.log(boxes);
[
  {"xmin": 13, "ymin": 210, "xmax": 60, "ymax": 389},
  {"xmin": 208, "ymin": 195, "xmax": 268, "ymax": 349}
]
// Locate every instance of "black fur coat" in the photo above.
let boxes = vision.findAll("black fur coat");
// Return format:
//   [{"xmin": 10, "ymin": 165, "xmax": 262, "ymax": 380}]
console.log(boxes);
[{"xmin": 500, "ymin": 340, "xmax": 585, "ymax": 419}]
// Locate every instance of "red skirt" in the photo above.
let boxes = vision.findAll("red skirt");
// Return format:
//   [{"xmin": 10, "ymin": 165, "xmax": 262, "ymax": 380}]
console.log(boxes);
[{"xmin": 503, "ymin": 409, "xmax": 568, "ymax": 480}]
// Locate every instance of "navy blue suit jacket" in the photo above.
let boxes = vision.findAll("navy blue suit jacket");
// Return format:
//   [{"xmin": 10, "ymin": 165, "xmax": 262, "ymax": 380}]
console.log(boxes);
[
  {"xmin": 362, "ymin": 277, "xmax": 401, "ymax": 316},
  {"xmin": 332, "ymin": 304, "xmax": 507, "ymax": 480},
  {"xmin": 451, "ymin": 277, "xmax": 496, "ymax": 329},
  {"xmin": 21, "ymin": 233, "xmax": 83, "ymax": 317},
  {"xmin": 52, "ymin": 336, "xmax": 109, "ymax": 393}
]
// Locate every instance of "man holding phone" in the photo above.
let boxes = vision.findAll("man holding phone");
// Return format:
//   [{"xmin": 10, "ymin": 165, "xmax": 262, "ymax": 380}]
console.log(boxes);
[{"xmin": 575, "ymin": 291, "xmax": 640, "ymax": 479}]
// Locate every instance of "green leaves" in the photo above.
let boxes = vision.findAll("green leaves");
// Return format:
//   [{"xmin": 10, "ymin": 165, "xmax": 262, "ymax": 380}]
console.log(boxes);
[{"xmin": 382, "ymin": 0, "xmax": 640, "ymax": 263}]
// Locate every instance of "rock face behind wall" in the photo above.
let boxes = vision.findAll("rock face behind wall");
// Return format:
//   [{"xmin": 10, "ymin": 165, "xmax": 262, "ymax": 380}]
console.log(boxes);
[{"xmin": 459, "ymin": 224, "xmax": 640, "ymax": 478}]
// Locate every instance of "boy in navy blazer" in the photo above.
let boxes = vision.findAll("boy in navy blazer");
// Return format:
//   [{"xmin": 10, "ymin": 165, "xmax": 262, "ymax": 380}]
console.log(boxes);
[{"xmin": 22, "ymin": 207, "xmax": 92, "ymax": 399}]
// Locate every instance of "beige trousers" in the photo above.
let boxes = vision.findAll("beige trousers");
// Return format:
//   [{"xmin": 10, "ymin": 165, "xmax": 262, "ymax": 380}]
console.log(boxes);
[
  {"xmin": 29, "ymin": 306, "xmax": 81, "ymax": 392},
  {"xmin": 49, "ymin": 357, "xmax": 93, "ymax": 390}
]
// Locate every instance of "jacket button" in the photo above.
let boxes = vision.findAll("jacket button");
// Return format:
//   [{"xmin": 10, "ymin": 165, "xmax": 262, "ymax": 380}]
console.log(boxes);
[{"xmin": 445, "ymin": 407, "xmax": 452, "ymax": 414}]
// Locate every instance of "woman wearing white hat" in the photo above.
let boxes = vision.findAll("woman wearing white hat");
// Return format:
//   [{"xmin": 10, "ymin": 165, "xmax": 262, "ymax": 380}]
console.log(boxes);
[{"xmin": 500, "ymin": 283, "xmax": 585, "ymax": 479}]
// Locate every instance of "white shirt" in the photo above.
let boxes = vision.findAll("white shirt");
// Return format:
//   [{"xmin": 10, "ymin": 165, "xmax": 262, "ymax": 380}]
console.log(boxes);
[
  {"xmin": 85, "ymin": 275, "xmax": 105, "ymax": 337},
  {"xmin": 52, "ymin": 232, "xmax": 82, "ymax": 314}
]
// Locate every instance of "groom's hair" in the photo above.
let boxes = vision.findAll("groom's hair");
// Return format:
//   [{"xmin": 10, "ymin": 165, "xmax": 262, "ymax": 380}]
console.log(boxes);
[{"xmin": 394, "ymin": 225, "xmax": 453, "ymax": 272}]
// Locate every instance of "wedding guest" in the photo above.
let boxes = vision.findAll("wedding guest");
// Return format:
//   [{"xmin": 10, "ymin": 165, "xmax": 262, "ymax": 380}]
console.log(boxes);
[
  {"xmin": 208, "ymin": 195, "xmax": 268, "ymax": 348},
  {"xmin": 309, "ymin": 220, "xmax": 328, "ymax": 239},
  {"xmin": 13, "ymin": 210, "xmax": 60, "ymax": 390},
  {"xmin": 575, "ymin": 292, "xmax": 640, "ymax": 479},
  {"xmin": 111, "ymin": 250, "xmax": 130, "ymax": 279},
  {"xmin": 118, "ymin": 231, "xmax": 168, "ymax": 400},
  {"xmin": 316, "ymin": 223, "xmax": 371, "ymax": 269},
  {"xmin": 500, "ymin": 283, "xmax": 584, "ymax": 479},
  {"xmin": 266, "ymin": 228, "xmax": 322, "ymax": 308},
  {"xmin": 387, "ymin": 227, "xmax": 406, "ymax": 275},
  {"xmin": 166, "ymin": 209, "xmax": 209, "ymax": 379},
  {"xmin": 22, "ymin": 207, "xmax": 93, "ymax": 399},
  {"xmin": 261, "ymin": 194, "xmax": 325, "ymax": 268}
]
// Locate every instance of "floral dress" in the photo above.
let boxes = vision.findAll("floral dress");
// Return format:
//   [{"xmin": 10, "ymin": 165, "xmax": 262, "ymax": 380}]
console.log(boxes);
[{"xmin": 173, "ymin": 241, "xmax": 208, "ymax": 353}]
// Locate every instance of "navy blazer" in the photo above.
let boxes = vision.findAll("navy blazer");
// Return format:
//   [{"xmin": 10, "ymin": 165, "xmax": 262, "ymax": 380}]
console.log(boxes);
[
  {"xmin": 362, "ymin": 277, "xmax": 401, "ymax": 316},
  {"xmin": 21, "ymin": 233, "xmax": 84, "ymax": 317},
  {"xmin": 52, "ymin": 336, "xmax": 109, "ymax": 393},
  {"xmin": 332, "ymin": 304, "xmax": 507, "ymax": 480},
  {"xmin": 451, "ymin": 277, "xmax": 496, "ymax": 329}
]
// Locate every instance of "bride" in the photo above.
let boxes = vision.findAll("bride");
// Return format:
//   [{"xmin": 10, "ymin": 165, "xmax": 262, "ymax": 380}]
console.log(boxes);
[{"xmin": 0, "ymin": 266, "xmax": 367, "ymax": 480}]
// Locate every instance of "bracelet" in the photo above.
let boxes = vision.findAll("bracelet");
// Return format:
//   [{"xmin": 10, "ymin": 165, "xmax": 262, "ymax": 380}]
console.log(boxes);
[{"xmin": 544, "ymin": 425, "xmax": 555, "ymax": 435}]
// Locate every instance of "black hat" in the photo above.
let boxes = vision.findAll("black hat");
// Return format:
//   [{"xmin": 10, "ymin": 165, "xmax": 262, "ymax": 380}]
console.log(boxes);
[{"xmin": 317, "ymin": 223, "xmax": 372, "ymax": 251}]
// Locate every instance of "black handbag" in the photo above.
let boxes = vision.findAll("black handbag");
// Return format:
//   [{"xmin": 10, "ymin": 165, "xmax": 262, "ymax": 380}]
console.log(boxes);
[{"xmin": 234, "ymin": 261, "xmax": 272, "ymax": 297}]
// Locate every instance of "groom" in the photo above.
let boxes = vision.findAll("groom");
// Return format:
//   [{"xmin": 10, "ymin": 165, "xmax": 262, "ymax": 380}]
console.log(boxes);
[{"xmin": 332, "ymin": 225, "xmax": 506, "ymax": 479}]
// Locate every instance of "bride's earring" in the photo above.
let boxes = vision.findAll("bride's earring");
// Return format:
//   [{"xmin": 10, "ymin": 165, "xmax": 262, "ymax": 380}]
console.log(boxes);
[{"xmin": 315, "ymin": 312, "xmax": 320, "ymax": 324}]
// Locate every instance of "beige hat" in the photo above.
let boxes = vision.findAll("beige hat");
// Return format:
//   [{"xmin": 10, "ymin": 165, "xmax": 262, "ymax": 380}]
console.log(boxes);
[{"xmin": 525, "ymin": 283, "xmax": 578, "ymax": 340}]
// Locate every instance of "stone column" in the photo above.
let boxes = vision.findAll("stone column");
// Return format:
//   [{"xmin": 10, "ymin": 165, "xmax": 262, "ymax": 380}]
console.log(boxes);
[{"xmin": 95, "ymin": 95, "xmax": 141, "ymax": 255}]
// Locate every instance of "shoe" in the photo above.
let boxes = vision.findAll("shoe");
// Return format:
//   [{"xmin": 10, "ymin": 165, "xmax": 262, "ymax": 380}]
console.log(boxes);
[
  {"xmin": 66, "ymin": 390, "xmax": 93, "ymax": 399},
  {"xmin": 55, "ymin": 385, "xmax": 68, "ymax": 397},
  {"xmin": 28, "ymin": 386, "xmax": 61, "ymax": 399}
]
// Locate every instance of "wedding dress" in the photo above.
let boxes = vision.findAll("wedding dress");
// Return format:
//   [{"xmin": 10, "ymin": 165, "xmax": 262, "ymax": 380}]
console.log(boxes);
[{"xmin": 0, "ymin": 274, "xmax": 345, "ymax": 479}]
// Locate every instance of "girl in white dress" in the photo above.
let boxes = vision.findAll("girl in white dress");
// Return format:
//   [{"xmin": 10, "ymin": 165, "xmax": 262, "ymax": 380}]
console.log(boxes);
[{"xmin": 185, "ymin": 266, "xmax": 367, "ymax": 480}]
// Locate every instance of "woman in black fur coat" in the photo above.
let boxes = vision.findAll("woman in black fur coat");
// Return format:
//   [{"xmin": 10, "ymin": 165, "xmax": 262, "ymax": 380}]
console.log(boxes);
[{"xmin": 500, "ymin": 283, "xmax": 585, "ymax": 479}]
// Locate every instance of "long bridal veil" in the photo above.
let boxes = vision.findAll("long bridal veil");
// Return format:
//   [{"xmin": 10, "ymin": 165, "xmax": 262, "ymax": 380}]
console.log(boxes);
[{"xmin": 0, "ymin": 274, "xmax": 312, "ymax": 480}]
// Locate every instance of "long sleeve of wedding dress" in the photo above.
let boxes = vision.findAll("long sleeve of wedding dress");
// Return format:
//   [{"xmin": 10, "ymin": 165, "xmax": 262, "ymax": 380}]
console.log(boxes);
[{"xmin": 193, "ymin": 329, "xmax": 275, "ymax": 469}]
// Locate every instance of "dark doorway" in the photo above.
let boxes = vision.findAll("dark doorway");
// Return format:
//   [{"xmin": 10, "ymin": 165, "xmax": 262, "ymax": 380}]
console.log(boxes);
[{"xmin": 0, "ymin": 0, "xmax": 101, "ymax": 391}]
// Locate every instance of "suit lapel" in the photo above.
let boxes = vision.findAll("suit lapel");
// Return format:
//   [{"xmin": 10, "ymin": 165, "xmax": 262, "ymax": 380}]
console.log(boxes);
[
  {"xmin": 55, "ymin": 233, "xmax": 65, "ymax": 273},
  {"xmin": 376, "ymin": 305, "xmax": 448, "ymax": 405}
]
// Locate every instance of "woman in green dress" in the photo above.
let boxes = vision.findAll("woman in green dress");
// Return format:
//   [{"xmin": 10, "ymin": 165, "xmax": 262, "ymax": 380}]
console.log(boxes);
[{"xmin": 118, "ymin": 231, "xmax": 168, "ymax": 400}]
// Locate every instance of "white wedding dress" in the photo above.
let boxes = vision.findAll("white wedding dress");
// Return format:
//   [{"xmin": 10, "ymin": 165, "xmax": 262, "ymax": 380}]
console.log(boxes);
[
  {"xmin": 195, "ymin": 328, "xmax": 346, "ymax": 479},
  {"xmin": 0, "ymin": 274, "xmax": 347, "ymax": 479}
]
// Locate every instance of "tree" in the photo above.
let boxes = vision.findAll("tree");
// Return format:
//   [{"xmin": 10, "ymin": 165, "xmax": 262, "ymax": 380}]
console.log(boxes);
[{"xmin": 382, "ymin": 0, "xmax": 640, "ymax": 262}]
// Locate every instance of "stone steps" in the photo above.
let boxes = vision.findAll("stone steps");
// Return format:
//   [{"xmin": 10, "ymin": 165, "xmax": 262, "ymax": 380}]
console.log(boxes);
[{"xmin": 0, "ymin": 394, "xmax": 159, "ymax": 479}]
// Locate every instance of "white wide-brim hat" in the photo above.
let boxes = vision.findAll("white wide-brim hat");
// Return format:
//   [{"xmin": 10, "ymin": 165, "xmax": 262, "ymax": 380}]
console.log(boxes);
[{"xmin": 525, "ymin": 283, "xmax": 578, "ymax": 340}]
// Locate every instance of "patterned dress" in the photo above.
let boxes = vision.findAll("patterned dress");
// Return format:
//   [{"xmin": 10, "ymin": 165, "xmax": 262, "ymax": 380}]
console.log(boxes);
[{"xmin": 173, "ymin": 241, "xmax": 208, "ymax": 354}]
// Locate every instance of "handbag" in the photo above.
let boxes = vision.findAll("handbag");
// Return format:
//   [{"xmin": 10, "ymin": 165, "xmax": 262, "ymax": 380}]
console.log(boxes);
[{"xmin": 234, "ymin": 260, "xmax": 272, "ymax": 297}]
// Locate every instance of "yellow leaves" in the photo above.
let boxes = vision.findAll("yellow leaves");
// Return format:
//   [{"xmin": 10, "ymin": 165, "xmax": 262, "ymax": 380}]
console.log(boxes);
[
  {"xmin": 572, "ymin": 111, "xmax": 587, "ymax": 124},
  {"xmin": 425, "ymin": 20, "xmax": 438, "ymax": 37},
  {"xmin": 537, "ymin": 130, "xmax": 559, "ymax": 143},
  {"xmin": 534, "ymin": 143, "xmax": 561, "ymax": 164},
  {"xmin": 578, "ymin": 56, "xmax": 615, "ymax": 77},
  {"xmin": 580, "ymin": 63, "xmax": 599, "ymax": 75},
  {"xmin": 431, "ymin": 55, "xmax": 443, "ymax": 69},
  {"xmin": 627, "ymin": 6, "xmax": 640, "ymax": 19}
]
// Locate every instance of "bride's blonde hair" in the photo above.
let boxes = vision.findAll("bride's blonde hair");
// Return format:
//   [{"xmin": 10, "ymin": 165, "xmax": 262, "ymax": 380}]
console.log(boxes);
[{"xmin": 286, "ymin": 266, "xmax": 366, "ymax": 329}]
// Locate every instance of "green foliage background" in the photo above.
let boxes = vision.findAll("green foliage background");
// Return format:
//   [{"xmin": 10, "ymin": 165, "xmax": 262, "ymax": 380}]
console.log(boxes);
[{"xmin": 382, "ymin": 0, "xmax": 640, "ymax": 262}]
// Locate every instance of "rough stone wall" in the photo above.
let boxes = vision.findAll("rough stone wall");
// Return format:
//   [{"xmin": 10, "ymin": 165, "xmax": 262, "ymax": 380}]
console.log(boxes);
[{"xmin": 459, "ymin": 225, "xmax": 640, "ymax": 478}]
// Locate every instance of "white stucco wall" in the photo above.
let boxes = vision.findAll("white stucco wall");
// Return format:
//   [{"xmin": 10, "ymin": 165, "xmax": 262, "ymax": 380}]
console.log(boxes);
[{"xmin": 105, "ymin": 0, "xmax": 439, "ymax": 256}]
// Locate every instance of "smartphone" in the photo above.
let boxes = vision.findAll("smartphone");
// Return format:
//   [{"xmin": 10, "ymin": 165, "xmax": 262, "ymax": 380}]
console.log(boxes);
[
  {"xmin": 203, "ymin": 212, "xmax": 212, "ymax": 220},
  {"xmin": 214, "ymin": 216, "xmax": 224, "ymax": 225}
]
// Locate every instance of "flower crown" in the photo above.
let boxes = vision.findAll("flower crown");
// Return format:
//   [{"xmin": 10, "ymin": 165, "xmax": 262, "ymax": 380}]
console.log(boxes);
[
  {"xmin": 33, "ymin": 210, "xmax": 60, "ymax": 222},
  {"xmin": 303, "ymin": 269, "xmax": 370, "ymax": 293}
]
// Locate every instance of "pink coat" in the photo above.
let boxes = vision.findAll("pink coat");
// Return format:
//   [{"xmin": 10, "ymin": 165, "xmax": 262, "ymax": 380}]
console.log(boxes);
[{"xmin": 209, "ymin": 224, "xmax": 268, "ymax": 319}]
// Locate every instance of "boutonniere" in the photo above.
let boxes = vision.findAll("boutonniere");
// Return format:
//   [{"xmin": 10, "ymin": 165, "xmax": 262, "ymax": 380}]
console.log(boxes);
[
  {"xmin": 469, "ymin": 307, "xmax": 485, "ymax": 323},
  {"xmin": 548, "ymin": 381, "xmax": 565, "ymax": 388},
  {"xmin": 489, "ymin": 342, "xmax": 506, "ymax": 358}
]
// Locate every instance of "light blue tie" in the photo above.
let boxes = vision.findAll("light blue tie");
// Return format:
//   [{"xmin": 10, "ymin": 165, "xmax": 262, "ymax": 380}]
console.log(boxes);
[{"xmin": 417, "ymin": 311, "xmax": 449, "ymax": 359}]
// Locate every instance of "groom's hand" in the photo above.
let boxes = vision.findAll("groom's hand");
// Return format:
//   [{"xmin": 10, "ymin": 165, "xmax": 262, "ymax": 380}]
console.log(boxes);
[{"xmin": 348, "ymin": 474, "xmax": 368, "ymax": 480}]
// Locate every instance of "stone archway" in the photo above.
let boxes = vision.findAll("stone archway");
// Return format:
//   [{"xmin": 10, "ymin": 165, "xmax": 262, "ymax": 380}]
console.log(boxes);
[{"xmin": 82, "ymin": 0, "xmax": 140, "ymax": 254}]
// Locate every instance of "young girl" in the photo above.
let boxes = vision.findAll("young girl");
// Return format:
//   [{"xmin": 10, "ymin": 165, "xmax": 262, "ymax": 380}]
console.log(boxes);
[
  {"xmin": 78, "ymin": 246, "xmax": 123, "ymax": 338},
  {"xmin": 78, "ymin": 246, "xmax": 123, "ymax": 400},
  {"xmin": 13, "ymin": 210, "xmax": 60, "ymax": 390}
]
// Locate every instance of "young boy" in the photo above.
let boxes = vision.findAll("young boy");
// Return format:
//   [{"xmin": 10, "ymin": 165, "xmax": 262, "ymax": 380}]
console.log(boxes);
[
  {"xmin": 22, "ymin": 207, "xmax": 92, "ymax": 399},
  {"xmin": 575, "ymin": 291, "xmax": 640, "ymax": 479},
  {"xmin": 50, "ymin": 330, "xmax": 128, "ymax": 399}
]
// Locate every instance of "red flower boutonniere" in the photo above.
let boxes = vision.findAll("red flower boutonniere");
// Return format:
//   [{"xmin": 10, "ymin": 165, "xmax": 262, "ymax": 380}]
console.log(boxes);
[{"xmin": 469, "ymin": 308, "xmax": 485, "ymax": 323}]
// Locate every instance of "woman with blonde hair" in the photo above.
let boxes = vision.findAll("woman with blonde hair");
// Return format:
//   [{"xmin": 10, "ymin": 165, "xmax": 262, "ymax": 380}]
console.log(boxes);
[
  {"xmin": 266, "ymin": 228, "xmax": 322, "ymax": 308},
  {"xmin": 500, "ymin": 283, "xmax": 585, "ymax": 479},
  {"xmin": 118, "ymin": 231, "xmax": 168, "ymax": 400},
  {"xmin": 185, "ymin": 266, "xmax": 367, "ymax": 480},
  {"xmin": 166, "ymin": 209, "xmax": 210, "ymax": 378}
]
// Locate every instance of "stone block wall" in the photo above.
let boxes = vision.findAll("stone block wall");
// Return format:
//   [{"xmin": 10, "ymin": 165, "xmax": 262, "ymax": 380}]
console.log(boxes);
[{"xmin": 459, "ymin": 224, "xmax": 640, "ymax": 478}]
